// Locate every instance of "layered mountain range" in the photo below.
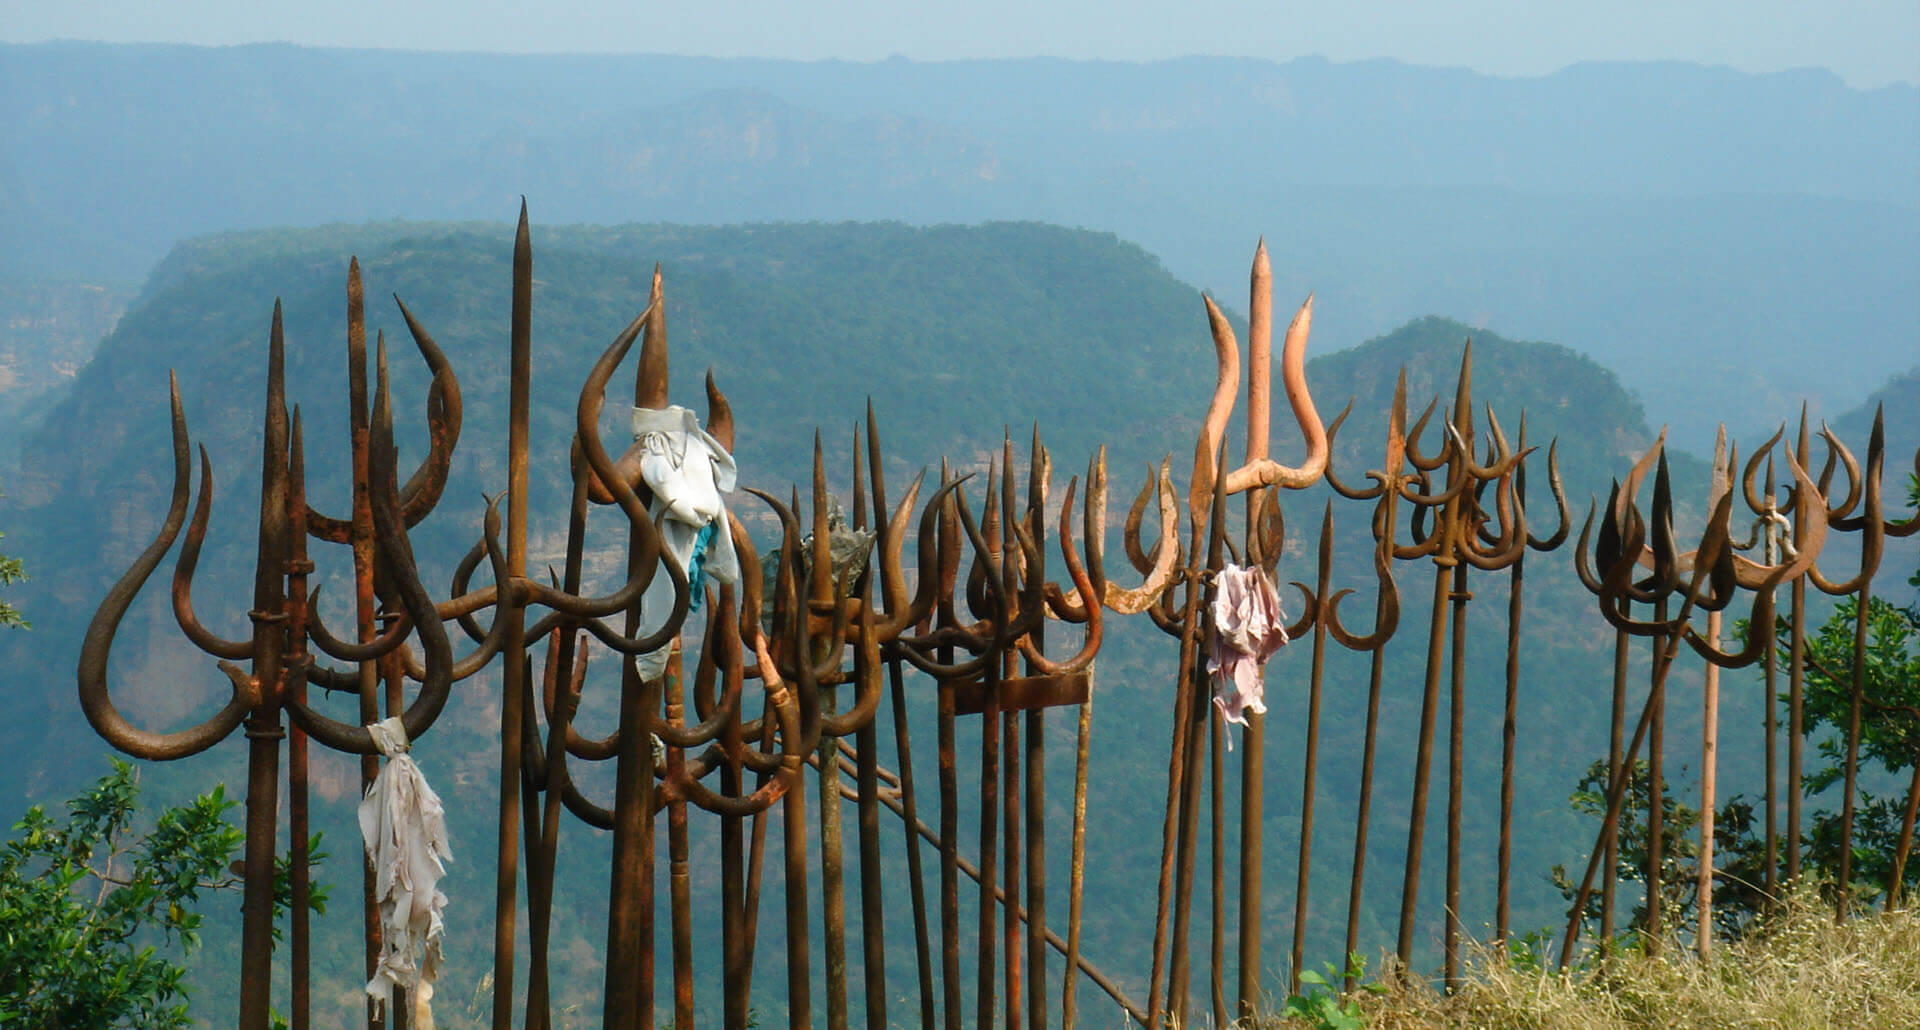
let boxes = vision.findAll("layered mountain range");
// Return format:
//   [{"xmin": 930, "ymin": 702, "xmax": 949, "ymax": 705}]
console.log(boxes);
[{"xmin": 3, "ymin": 43, "xmax": 1915, "ymax": 447}]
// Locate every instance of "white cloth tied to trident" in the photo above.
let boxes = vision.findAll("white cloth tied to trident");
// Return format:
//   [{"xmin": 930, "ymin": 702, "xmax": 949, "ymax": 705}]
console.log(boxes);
[
  {"xmin": 359, "ymin": 716, "xmax": 451, "ymax": 1026},
  {"xmin": 1206, "ymin": 564, "xmax": 1290, "ymax": 748},
  {"xmin": 630, "ymin": 403, "xmax": 742, "ymax": 681}
]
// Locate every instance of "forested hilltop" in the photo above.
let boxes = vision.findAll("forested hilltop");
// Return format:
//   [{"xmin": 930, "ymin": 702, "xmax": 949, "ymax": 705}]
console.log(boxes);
[{"xmin": 0, "ymin": 219, "xmax": 1906, "ymax": 1023}]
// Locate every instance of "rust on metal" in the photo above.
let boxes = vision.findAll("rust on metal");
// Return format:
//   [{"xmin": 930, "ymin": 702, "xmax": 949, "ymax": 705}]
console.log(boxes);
[{"xmin": 77, "ymin": 209, "xmax": 1899, "ymax": 1030}]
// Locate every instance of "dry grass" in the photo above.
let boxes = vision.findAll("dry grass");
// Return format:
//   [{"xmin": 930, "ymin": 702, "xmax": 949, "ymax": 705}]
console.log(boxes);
[{"xmin": 1261, "ymin": 887, "xmax": 1920, "ymax": 1030}]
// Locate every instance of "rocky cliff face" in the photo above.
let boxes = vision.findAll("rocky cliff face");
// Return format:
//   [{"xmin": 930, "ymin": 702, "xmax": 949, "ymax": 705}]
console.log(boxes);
[{"xmin": 0, "ymin": 280, "xmax": 131, "ymax": 466}]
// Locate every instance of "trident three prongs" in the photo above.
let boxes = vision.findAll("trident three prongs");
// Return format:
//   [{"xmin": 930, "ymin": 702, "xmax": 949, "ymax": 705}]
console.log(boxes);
[
  {"xmin": 1560, "ymin": 438, "xmax": 1827, "ymax": 967},
  {"xmin": 1318, "ymin": 370, "xmax": 1414, "ymax": 990},
  {"xmin": 1493, "ymin": 416, "xmax": 1567, "ymax": 943},
  {"xmin": 80, "ymin": 289, "xmax": 459, "ymax": 1030},
  {"xmin": 1144, "ymin": 241, "xmax": 1330, "ymax": 1028},
  {"xmin": 305, "ymin": 259, "xmax": 464, "ymax": 543},
  {"xmin": 1787, "ymin": 409, "xmax": 1916, "ymax": 916},
  {"xmin": 1384, "ymin": 338, "xmax": 1548, "ymax": 987}
]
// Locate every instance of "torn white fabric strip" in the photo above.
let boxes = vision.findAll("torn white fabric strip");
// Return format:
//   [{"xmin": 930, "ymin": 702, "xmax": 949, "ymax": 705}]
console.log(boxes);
[
  {"xmin": 630, "ymin": 404, "xmax": 742, "ymax": 677},
  {"xmin": 358, "ymin": 716, "xmax": 452, "ymax": 1022}
]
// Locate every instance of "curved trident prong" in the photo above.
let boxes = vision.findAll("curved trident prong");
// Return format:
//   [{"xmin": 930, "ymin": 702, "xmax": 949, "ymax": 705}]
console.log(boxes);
[
  {"xmin": 305, "ymin": 258, "xmax": 462, "ymax": 541},
  {"xmin": 1321, "ymin": 399, "xmax": 1383, "ymax": 501},
  {"xmin": 1119, "ymin": 458, "xmax": 1183, "ymax": 605},
  {"xmin": 284, "ymin": 354, "xmax": 455, "ymax": 753},
  {"xmin": 1320, "ymin": 371, "xmax": 1410, "ymax": 651},
  {"xmin": 78, "ymin": 373, "xmax": 253, "ymax": 759},
  {"xmin": 1693, "ymin": 442, "xmax": 1830, "ymax": 673},
  {"xmin": 1457, "ymin": 465, "xmax": 1533, "ymax": 572},
  {"xmin": 177, "ymin": 260, "xmax": 465, "ymax": 658},
  {"xmin": 1605, "ymin": 432, "xmax": 1677, "ymax": 603},
  {"xmin": 1599, "ymin": 439, "xmax": 1828, "ymax": 641},
  {"xmin": 1055, "ymin": 452, "xmax": 1179, "ymax": 617},
  {"xmin": 1323, "ymin": 533, "xmax": 1402, "ymax": 651},
  {"xmin": 992, "ymin": 428, "xmax": 1108, "ymax": 675},
  {"xmin": 1021, "ymin": 471, "xmax": 1107, "ymax": 675},
  {"xmin": 1808, "ymin": 420, "xmax": 1863, "ymax": 522},
  {"xmin": 1190, "ymin": 286, "xmax": 1328, "ymax": 518},
  {"xmin": 1741, "ymin": 425, "xmax": 1789, "ymax": 516},
  {"xmin": 1805, "ymin": 410, "xmax": 1886, "ymax": 596},
  {"xmin": 1516, "ymin": 417, "xmax": 1571, "ymax": 551},
  {"xmin": 1402, "ymin": 395, "xmax": 1448, "ymax": 472},
  {"xmin": 563, "ymin": 291, "xmax": 691, "ymax": 658},
  {"xmin": 170, "ymin": 443, "xmax": 253, "ymax": 660},
  {"xmin": 1474, "ymin": 415, "xmax": 1566, "ymax": 553}
]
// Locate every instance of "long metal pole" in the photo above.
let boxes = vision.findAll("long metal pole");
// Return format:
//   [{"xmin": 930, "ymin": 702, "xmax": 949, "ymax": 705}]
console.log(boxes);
[
  {"xmin": 493, "ymin": 206, "xmax": 533, "ymax": 1030},
  {"xmin": 1291, "ymin": 505, "xmax": 1334, "ymax": 992},
  {"xmin": 891, "ymin": 660, "xmax": 937, "ymax": 1028},
  {"xmin": 1396, "ymin": 561, "xmax": 1454, "ymax": 967},
  {"xmin": 1023, "ymin": 448, "xmax": 1049, "ymax": 1030},
  {"xmin": 1061, "ymin": 679, "xmax": 1094, "ymax": 1029},
  {"xmin": 1762, "ymin": 455, "xmax": 1780, "ymax": 898},
  {"xmin": 1443, "ymin": 558, "xmax": 1469, "ymax": 987},
  {"xmin": 1236, "ymin": 241, "xmax": 1273, "ymax": 1022},
  {"xmin": 237, "ymin": 302, "xmax": 291, "ymax": 1030},
  {"xmin": 1210, "ymin": 710, "xmax": 1227, "ymax": 1030},
  {"xmin": 1786, "ymin": 416, "xmax": 1810, "ymax": 881},
  {"xmin": 1647, "ymin": 597, "xmax": 1667, "ymax": 952},
  {"xmin": 666, "ymin": 650, "xmax": 697, "ymax": 1028},
  {"xmin": 1496, "ymin": 553, "xmax": 1523, "ymax": 943},
  {"xmin": 1146, "ymin": 562, "xmax": 1205, "ymax": 1030},
  {"xmin": 1837, "ymin": 583, "xmax": 1872, "ymax": 919},
  {"xmin": 604, "ymin": 260, "xmax": 667, "ymax": 1030},
  {"xmin": 1698, "ymin": 611, "xmax": 1721, "ymax": 956},
  {"xmin": 866, "ymin": 415, "xmax": 934, "ymax": 1030},
  {"xmin": 818, "ymin": 675, "xmax": 850, "ymax": 1030},
  {"xmin": 1343, "ymin": 619, "xmax": 1390, "ymax": 994},
  {"xmin": 978, "ymin": 657, "xmax": 1002, "ymax": 1030},
  {"xmin": 1602, "ymin": 622, "xmax": 1629, "ymax": 942}
]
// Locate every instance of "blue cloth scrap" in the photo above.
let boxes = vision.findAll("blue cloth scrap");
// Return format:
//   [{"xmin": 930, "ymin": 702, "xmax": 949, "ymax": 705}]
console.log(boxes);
[{"xmin": 686, "ymin": 522, "xmax": 717, "ymax": 611}]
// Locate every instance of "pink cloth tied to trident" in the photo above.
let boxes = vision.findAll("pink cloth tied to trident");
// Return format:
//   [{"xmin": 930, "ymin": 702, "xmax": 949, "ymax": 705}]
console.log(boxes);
[{"xmin": 1207, "ymin": 564, "xmax": 1289, "ymax": 747}]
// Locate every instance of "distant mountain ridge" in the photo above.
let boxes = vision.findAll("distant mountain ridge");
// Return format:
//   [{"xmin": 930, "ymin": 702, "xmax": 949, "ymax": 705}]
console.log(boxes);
[
  {"xmin": 3, "ymin": 42, "xmax": 1914, "ymax": 458},
  {"xmin": 7, "ymin": 44, "xmax": 1913, "ymax": 278},
  {"xmin": 1834, "ymin": 366, "xmax": 1920, "ymax": 459}
]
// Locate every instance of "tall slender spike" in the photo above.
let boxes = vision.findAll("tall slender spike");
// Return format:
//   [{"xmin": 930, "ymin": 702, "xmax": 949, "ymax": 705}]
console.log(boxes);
[
  {"xmin": 812, "ymin": 430, "xmax": 833, "ymax": 603},
  {"xmin": 706, "ymin": 368, "xmax": 735, "ymax": 451},
  {"xmin": 343, "ymin": 259, "xmax": 385, "ymax": 1028},
  {"xmin": 494, "ymin": 198, "xmax": 532, "ymax": 1030},
  {"xmin": 852, "ymin": 422, "xmax": 868, "ymax": 533},
  {"xmin": 1387, "ymin": 367, "xmax": 1409, "ymax": 468},
  {"xmin": 287, "ymin": 407, "xmax": 312, "ymax": 1030},
  {"xmin": 1291, "ymin": 502, "xmax": 1335, "ymax": 992},
  {"xmin": 1453, "ymin": 339, "xmax": 1474, "ymax": 439},
  {"xmin": 237, "ymin": 297, "xmax": 292, "ymax": 1030},
  {"xmin": 1787, "ymin": 406, "xmax": 1809, "ymax": 879},
  {"xmin": 1239, "ymin": 239, "xmax": 1273, "ymax": 1021},
  {"xmin": 639, "ymin": 263, "xmax": 669, "ymax": 408},
  {"xmin": 1247, "ymin": 238, "xmax": 1273, "ymax": 462}
]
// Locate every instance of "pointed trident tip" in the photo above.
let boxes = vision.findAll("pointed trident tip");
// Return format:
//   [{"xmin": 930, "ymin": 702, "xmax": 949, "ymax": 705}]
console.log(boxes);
[{"xmin": 268, "ymin": 298, "xmax": 285, "ymax": 377}]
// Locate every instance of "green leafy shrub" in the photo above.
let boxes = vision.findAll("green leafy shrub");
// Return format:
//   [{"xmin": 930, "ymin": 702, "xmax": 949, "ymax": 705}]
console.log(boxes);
[
  {"xmin": 1281, "ymin": 954, "xmax": 1385, "ymax": 1030},
  {"xmin": 0, "ymin": 760, "xmax": 241, "ymax": 1028}
]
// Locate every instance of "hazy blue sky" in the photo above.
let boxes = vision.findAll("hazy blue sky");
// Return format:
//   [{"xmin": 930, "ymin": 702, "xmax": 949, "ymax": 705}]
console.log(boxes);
[{"xmin": 6, "ymin": 0, "xmax": 1916, "ymax": 88}]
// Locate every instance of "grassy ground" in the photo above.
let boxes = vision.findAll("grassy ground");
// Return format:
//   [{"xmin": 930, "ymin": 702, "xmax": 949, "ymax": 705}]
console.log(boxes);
[{"xmin": 1262, "ymin": 887, "xmax": 1920, "ymax": 1030}]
